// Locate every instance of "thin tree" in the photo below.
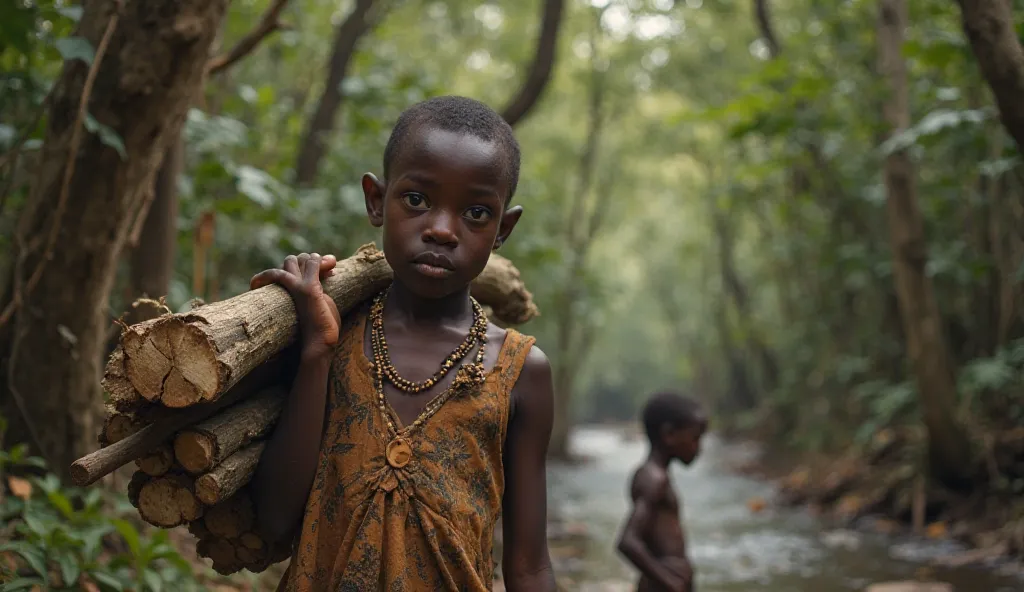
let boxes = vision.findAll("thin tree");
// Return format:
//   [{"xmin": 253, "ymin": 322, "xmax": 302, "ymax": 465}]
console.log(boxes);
[
  {"xmin": 878, "ymin": 0, "xmax": 974, "ymax": 488},
  {"xmin": 293, "ymin": 0, "xmax": 379, "ymax": 187},
  {"xmin": 953, "ymin": 0, "xmax": 1024, "ymax": 154}
]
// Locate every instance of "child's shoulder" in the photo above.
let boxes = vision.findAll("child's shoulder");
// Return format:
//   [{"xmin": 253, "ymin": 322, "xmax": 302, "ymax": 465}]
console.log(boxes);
[{"xmin": 630, "ymin": 461, "xmax": 670, "ymax": 495}]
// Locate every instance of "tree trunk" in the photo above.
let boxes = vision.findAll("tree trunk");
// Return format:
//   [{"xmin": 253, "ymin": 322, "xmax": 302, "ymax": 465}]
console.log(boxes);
[
  {"xmin": 0, "ymin": 0, "xmax": 229, "ymax": 481},
  {"xmin": 954, "ymin": 0, "xmax": 1024, "ymax": 154},
  {"xmin": 127, "ymin": 136, "xmax": 183, "ymax": 325},
  {"xmin": 878, "ymin": 0, "xmax": 974, "ymax": 488},
  {"xmin": 500, "ymin": 0, "xmax": 566, "ymax": 127},
  {"xmin": 549, "ymin": 49, "xmax": 608, "ymax": 459},
  {"xmin": 293, "ymin": 0, "xmax": 378, "ymax": 187}
]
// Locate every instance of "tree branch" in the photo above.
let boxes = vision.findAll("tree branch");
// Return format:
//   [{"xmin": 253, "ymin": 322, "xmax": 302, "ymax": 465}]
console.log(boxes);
[
  {"xmin": 206, "ymin": 0, "xmax": 292, "ymax": 75},
  {"xmin": 753, "ymin": 0, "xmax": 781, "ymax": 58},
  {"xmin": 500, "ymin": 0, "xmax": 566, "ymax": 127},
  {"xmin": 954, "ymin": 0, "xmax": 1024, "ymax": 153},
  {"xmin": 293, "ymin": 0, "xmax": 379, "ymax": 187}
]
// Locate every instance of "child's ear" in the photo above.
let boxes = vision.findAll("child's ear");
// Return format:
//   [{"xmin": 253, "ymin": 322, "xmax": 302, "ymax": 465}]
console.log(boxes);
[
  {"xmin": 362, "ymin": 173, "xmax": 386, "ymax": 227},
  {"xmin": 493, "ymin": 205, "xmax": 523, "ymax": 250}
]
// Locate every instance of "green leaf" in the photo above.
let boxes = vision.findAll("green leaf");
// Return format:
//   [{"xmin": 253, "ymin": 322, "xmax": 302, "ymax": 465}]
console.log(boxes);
[
  {"xmin": 57, "ymin": 552, "xmax": 81, "ymax": 589},
  {"xmin": 236, "ymin": 165, "xmax": 277, "ymax": 207},
  {"xmin": 90, "ymin": 570, "xmax": 126, "ymax": 591},
  {"xmin": 143, "ymin": 569, "xmax": 163, "ymax": 592},
  {"xmin": 0, "ymin": 541, "xmax": 48, "ymax": 576},
  {"xmin": 58, "ymin": 6, "xmax": 84, "ymax": 21},
  {"xmin": 55, "ymin": 36, "xmax": 95, "ymax": 65},
  {"xmin": 110, "ymin": 518, "xmax": 141, "ymax": 558},
  {"xmin": 84, "ymin": 114, "xmax": 128, "ymax": 160},
  {"xmin": 1, "ymin": 577, "xmax": 48, "ymax": 591},
  {"xmin": 46, "ymin": 489, "xmax": 75, "ymax": 519}
]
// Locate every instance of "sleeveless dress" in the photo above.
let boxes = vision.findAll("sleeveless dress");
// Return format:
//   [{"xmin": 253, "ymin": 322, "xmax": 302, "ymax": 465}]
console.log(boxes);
[{"xmin": 276, "ymin": 306, "xmax": 536, "ymax": 592}]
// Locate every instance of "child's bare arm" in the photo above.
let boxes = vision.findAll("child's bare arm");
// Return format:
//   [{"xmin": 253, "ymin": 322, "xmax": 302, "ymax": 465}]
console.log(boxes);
[
  {"xmin": 501, "ymin": 346, "xmax": 556, "ymax": 592},
  {"xmin": 616, "ymin": 472, "xmax": 688, "ymax": 592},
  {"xmin": 249, "ymin": 254, "xmax": 340, "ymax": 542}
]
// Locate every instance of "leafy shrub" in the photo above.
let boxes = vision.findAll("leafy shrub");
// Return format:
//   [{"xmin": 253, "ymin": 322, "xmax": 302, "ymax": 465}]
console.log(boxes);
[{"xmin": 0, "ymin": 444, "xmax": 203, "ymax": 591}]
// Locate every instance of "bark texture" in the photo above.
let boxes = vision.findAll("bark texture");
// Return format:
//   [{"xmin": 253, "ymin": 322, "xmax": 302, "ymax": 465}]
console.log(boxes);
[
  {"xmin": 500, "ymin": 0, "xmax": 566, "ymax": 127},
  {"xmin": 194, "ymin": 441, "xmax": 267, "ymax": 505},
  {"xmin": 0, "ymin": 0, "xmax": 230, "ymax": 482},
  {"xmin": 954, "ymin": 0, "xmax": 1024, "ymax": 153},
  {"xmin": 174, "ymin": 387, "xmax": 282, "ymax": 474},
  {"xmin": 879, "ymin": 0, "xmax": 973, "ymax": 488}
]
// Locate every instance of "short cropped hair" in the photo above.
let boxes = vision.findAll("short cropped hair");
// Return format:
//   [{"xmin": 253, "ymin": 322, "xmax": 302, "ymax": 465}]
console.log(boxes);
[
  {"xmin": 642, "ymin": 392, "xmax": 705, "ymax": 444},
  {"xmin": 382, "ymin": 95, "xmax": 521, "ymax": 200}
]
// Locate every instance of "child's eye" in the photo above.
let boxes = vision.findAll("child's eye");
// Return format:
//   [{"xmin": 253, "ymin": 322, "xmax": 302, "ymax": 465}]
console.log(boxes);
[
  {"xmin": 401, "ymin": 193, "xmax": 429, "ymax": 210},
  {"xmin": 464, "ymin": 206, "xmax": 492, "ymax": 222}
]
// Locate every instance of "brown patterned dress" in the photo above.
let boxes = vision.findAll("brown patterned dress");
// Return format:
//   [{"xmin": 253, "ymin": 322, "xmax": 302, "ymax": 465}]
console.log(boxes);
[{"xmin": 276, "ymin": 307, "xmax": 536, "ymax": 592}]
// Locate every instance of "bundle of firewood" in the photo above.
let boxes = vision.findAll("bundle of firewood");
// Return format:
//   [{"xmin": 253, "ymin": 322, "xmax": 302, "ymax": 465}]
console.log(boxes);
[{"xmin": 72, "ymin": 243, "xmax": 538, "ymax": 575}]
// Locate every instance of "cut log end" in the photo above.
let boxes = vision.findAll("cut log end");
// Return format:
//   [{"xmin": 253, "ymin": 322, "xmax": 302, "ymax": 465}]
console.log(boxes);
[
  {"xmin": 136, "ymin": 444, "xmax": 174, "ymax": 476},
  {"xmin": 99, "ymin": 412, "xmax": 141, "ymax": 446},
  {"xmin": 122, "ymin": 318, "xmax": 222, "ymax": 407},
  {"xmin": 204, "ymin": 493, "xmax": 255, "ymax": 539},
  {"xmin": 138, "ymin": 474, "xmax": 202, "ymax": 528},
  {"xmin": 174, "ymin": 431, "xmax": 216, "ymax": 474},
  {"xmin": 197, "ymin": 537, "xmax": 242, "ymax": 575}
]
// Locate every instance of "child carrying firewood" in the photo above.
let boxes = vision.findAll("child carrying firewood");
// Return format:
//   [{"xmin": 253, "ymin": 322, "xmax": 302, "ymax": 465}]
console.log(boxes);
[{"xmin": 248, "ymin": 96, "xmax": 556, "ymax": 591}]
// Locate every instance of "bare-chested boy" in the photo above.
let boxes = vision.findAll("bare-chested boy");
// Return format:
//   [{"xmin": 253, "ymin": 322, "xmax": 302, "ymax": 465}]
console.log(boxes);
[{"xmin": 616, "ymin": 392, "xmax": 707, "ymax": 592}]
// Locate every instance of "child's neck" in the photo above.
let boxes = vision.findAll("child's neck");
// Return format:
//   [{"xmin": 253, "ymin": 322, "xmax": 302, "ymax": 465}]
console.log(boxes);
[
  {"xmin": 648, "ymin": 447, "xmax": 674, "ymax": 470},
  {"xmin": 385, "ymin": 280, "xmax": 474, "ymax": 327}
]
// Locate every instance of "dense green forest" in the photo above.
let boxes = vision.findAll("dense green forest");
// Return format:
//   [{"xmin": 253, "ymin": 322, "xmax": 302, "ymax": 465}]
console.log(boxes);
[{"xmin": 2, "ymin": 0, "xmax": 1024, "ymax": 588}]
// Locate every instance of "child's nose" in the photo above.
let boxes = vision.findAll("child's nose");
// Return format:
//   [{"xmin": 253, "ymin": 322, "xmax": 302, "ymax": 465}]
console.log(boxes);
[{"xmin": 423, "ymin": 211, "xmax": 459, "ymax": 246}]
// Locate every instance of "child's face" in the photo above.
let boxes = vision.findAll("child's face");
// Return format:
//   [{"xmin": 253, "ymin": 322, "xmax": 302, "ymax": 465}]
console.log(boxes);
[
  {"xmin": 665, "ymin": 423, "xmax": 705, "ymax": 465},
  {"xmin": 363, "ymin": 125, "xmax": 521, "ymax": 299}
]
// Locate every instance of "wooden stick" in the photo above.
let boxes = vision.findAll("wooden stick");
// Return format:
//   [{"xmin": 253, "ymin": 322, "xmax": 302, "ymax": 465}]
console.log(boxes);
[
  {"xmin": 194, "ymin": 441, "xmax": 266, "ymax": 505},
  {"xmin": 70, "ymin": 355, "xmax": 287, "ymax": 486},
  {"xmin": 174, "ymin": 388, "xmax": 282, "ymax": 474}
]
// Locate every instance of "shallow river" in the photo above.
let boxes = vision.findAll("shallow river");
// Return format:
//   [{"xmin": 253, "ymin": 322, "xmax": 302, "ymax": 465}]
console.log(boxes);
[{"xmin": 546, "ymin": 427, "xmax": 1023, "ymax": 592}]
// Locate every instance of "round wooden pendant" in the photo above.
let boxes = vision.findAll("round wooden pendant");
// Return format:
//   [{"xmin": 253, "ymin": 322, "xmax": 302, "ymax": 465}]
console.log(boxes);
[{"xmin": 386, "ymin": 438, "xmax": 413, "ymax": 468}]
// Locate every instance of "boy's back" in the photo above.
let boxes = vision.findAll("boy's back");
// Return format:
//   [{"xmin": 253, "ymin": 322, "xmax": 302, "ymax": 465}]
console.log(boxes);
[{"xmin": 627, "ymin": 461, "xmax": 691, "ymax": 592}]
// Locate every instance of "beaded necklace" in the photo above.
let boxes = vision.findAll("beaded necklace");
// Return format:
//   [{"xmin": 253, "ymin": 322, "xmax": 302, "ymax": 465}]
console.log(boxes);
[{"xmin": 369, "ymin": 288, "xmax": 490, "ymax": 468}]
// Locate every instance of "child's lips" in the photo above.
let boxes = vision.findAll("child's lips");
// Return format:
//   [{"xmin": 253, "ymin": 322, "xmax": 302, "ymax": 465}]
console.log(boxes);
[{"xmin": 412, "ymin": 262, "xmax": 455, "ymax": 279}]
